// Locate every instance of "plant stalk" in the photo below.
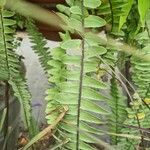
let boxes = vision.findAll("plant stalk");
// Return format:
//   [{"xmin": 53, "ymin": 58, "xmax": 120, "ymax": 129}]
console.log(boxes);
[
  {"xmin": 76, "ymin": 0, "xmax": 85, "ymax": 149},
  {"xmin": 4, "ymin": 81, "xmax": 10, "ymax": 150}
]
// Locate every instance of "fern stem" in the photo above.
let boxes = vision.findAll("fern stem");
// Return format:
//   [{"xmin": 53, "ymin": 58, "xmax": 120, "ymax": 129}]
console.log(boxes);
[
  {"xmin": 76, "ymin": 0, "xmax": 85, "ymax": 149},
  {"xmin": 4, "ymin": 81, "xmax": 10, "ymax": 150}
]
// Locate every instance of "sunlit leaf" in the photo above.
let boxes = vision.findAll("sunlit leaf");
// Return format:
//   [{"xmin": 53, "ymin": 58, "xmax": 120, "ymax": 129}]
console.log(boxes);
[
  {"xmin": 138, "ymin": 0, "xmax": 150, "ymax": 26},
  {"xmin": 85, "ymin": 15, "xmax": 106, "ymax": 28},
  {"xmin": 84, "ymin": 0, "xmax": 101, "ymax": 9}
]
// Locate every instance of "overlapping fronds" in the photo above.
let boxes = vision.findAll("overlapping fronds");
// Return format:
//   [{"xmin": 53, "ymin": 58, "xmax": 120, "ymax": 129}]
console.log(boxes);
[
  {"xmin": 98, "ymin": 0, "xmax": 128, "ymax": 34},
  {"xmin": 46, "ymin": 38, "xmax": 110, "ymax": 149},
  {"xmin": 45, "ymin": 0, "xmax": 112, "ymax": 149},
  {"xmin": 118, "ymin": 93, "xmax": 150, "ymax": 149}
]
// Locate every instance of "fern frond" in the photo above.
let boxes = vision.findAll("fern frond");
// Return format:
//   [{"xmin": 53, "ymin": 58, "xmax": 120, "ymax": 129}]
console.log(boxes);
[
  {"xmin": 131, "ymin": 52, "xmax": 150, "ymax": 98},
  {"xmin": 0, "ymin": 9, "xmax": 36, "ymax": 137},
  {"xmin": 0, "ymin": 9, "xmax": 15, "ymax": 80},
  {"xmin": 131, "ymin": 25, "xmax": 150, "ymax": 98},
  {"xmin": 46, "ymin": 37, "xmax": 109, "ymax": 150},
  {"xmin": 45, "ymin": 1, "xmax": 111, "ymax": 149},
  {"xmin": 26, "ymin": 19, "xmax": 50, "ymax": 71},
  {"xmin": 108, "ymin": 73, "xmax": 127, "ymax": 145}
]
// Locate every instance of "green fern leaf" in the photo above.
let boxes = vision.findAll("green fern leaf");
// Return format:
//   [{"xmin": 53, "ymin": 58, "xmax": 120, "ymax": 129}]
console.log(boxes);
[
  {"xmin": 0, "ymin": 9, "xmax": 37, "ymax": 138},
  {"xmin": 26, "ymin": 19, "xmax": 50, "ymax": 71},
  {"xmin": 108, "ymin": 74, "xmax": 127, "ymax": 145},
  {"xmin": 45, "ymin": 2, "xmax": 110, "ymax": 149}
]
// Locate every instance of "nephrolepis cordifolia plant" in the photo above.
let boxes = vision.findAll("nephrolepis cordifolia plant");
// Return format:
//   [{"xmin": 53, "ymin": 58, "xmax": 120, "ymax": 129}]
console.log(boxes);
[{"xmin": 0, "ymin": 0, "xmax": 150, "ymax": 150}]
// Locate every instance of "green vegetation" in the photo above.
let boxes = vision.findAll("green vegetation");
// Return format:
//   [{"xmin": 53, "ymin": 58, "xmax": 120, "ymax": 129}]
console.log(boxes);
[{"xmin": 0, "ymin": 0, "xmax": 150, "ymax": 149}]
